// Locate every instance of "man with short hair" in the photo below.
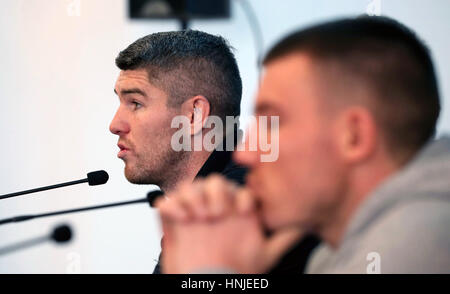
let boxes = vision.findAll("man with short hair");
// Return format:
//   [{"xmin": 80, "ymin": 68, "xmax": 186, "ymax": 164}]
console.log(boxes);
[
  {"xmin": 110, "ymin": 30, "xmax": 246, "ymax": 274},
  {"xmin": 157, "ymin": 16, "xmax": 450, "ymax": 274},
  {"xmin": 111, "ymin": 30, "xmax": 243, "ymax": 192}
]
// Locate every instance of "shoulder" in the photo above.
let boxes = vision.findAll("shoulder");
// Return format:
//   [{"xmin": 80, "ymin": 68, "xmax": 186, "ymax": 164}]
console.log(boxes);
[{"xmin": 332, "ymin": 199, "xmax": 450, "ymax": 273}]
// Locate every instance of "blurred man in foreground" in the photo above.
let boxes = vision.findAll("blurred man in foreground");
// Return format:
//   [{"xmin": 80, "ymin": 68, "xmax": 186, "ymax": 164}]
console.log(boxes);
[{"xmin": 157, "ymin": 16, "xmax": 450, "ymax": 273}]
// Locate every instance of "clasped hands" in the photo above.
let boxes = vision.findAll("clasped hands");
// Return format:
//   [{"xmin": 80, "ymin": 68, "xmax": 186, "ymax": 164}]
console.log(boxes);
[{"xmin": 155, "ymin": 174, "xmax": 303, "ymax": 274}]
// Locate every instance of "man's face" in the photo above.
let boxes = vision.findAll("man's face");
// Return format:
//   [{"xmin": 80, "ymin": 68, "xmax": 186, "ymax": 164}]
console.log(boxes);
[
  {"xmin": 235, "ymin": 54, "xmax": 347, "ymax": 231},
  {"xmin": 110, "ymin": 69, "xmax": 184, "ymax": 185}
]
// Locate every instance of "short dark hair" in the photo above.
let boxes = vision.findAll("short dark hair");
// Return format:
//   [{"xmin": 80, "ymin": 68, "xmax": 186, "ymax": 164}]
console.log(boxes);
[
  {"xmin": 116, "ymin": 30, "xmax": 242, "ymax": 119},
  {"xmin": 264, "ymin": 16, "xmax": 440, "ymax": 162}
]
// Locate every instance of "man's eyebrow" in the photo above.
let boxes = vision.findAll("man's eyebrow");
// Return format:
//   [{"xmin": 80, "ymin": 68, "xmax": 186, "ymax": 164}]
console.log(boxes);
[
  {"xmin": 114, "ymin": 88, "xmax": 147, "ymax": 97},
  {"xmin": 255, "ymin": 101, "xmax": 282, "ymax": 115}
]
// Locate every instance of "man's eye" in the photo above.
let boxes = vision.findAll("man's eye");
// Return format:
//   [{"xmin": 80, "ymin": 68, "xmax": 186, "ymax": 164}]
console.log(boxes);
[{"xmin": 132, "ymin": 101, "xmax": 142, "ymax": 110}]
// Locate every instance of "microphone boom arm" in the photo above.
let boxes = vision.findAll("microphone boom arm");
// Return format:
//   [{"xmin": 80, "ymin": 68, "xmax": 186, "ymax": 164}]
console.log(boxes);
[
  {"xmin": 0, "ymin": 198, "xmax": 147, "ymax": 226},
  {"xmin": 0, "ymin": 179, "xmax": 88, "ymax": 200},
  {"xmin": 0, "ymin": 170, "xmax": 109, "ymax": 200}
]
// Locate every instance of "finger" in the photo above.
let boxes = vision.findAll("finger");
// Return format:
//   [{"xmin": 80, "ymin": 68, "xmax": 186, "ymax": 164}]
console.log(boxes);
[
  {"xmin": 160, "ymin": 221, "xmax": 176, "ymax": 273},
  {"xmin": 191, "ymin": 179, "xmax": 211, "ymax": 220},
  {"xmin": 175, "ymin": 180, "xmax": 209, "ymax": 220},
  {"xmin": 153, "ymin": 196, "xmax": 165, "ymax": 210},
  {"xmin": 235, "ymin": 188, "xmax": 257, "ymax": 215},
  {"xmin": 262, "ymin": 227, "xmax": 304, "ymax": 270},
  {"xmin": 160, "ymin": 217, "xmax": 173, "ymax": 246},
  {"xmin": 203, "ymin": 174, "xmax": 236, "ymax": 219},
  {"xmin": 157, "ymin": 194, "xmax": 190, "ymax": 223}
]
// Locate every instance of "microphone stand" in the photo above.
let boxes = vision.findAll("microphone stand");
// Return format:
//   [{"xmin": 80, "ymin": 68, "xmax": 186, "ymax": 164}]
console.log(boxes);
[
  {"xmin": 0, "ymin": 224, "xmax": 73, "ymax": 256},
  {"xmin": 0, "ymin": 190, "xmax": 164, "ymax": 226},
  {"xmin": 0, "ymin": 179, "xmax": 88, "ymax": 200},
  {"xmin": 0, "ymin": 198, "xmax": 147, "ymax": 225},
  {"xmin": 0, "ymin": 170, "xmax": 109, "ymax": 200},
  {"xmin": 0, "ymin": 235, "xmax": 49, "ymax": 256}
]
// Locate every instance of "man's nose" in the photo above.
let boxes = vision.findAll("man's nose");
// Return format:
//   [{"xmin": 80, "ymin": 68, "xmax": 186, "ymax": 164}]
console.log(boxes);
[{"xmin": 109, "ymin": 108, "xmax": 130, "ymax": 135}]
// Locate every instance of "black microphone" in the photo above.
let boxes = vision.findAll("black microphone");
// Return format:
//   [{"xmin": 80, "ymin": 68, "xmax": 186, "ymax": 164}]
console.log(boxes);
[
  {"xmin": 0, "ymin": 224, "xmax": 73, "ymax": 256},
  {"xmin": 0, "ymin": 190, "xmax": 164, "ymax": 226},
  {"xmin": 0, "ymin": 170, "xmax": 109, "ymax": 200}
]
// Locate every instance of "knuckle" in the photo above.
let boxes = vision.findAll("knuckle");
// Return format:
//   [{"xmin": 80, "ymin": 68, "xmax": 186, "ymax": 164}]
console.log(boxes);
[{"xmin": 207, "ymin": 173, "xmax": 224, "ymax": 185}]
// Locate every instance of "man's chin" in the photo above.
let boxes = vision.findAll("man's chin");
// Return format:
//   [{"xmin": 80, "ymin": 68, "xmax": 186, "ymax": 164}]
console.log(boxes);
[{"xmin": 124, "ymin": 167, "xmax": 151, "ymax": 185}]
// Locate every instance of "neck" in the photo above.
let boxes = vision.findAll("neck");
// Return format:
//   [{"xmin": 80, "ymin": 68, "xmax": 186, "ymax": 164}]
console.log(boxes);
[
  {"xmin": 159, "ymin": 150, "xmax": 212, "ymax": 193},
  {"xmin": 319, "ymin": 158, "xmax": 400, "ymax": 249}
]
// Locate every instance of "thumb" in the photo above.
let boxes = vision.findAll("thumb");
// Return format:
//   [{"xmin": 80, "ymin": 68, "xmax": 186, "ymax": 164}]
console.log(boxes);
[
  {"xmin": 160, "ymin": 218, "xmax": 178, "ymax": 273},
  {"xmin": 262, "ymin": 227, "xmax": 304, "ymax": 270}
]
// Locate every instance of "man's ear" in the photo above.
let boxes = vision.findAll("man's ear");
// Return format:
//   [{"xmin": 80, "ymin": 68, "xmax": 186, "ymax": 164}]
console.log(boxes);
[
  {"xmin": 182, "ymin": 95, "xmax": 211, "ymax": 136},
  {"xmin": 336, "ymin": 106, "xmax": 377, "ymax": 164}
]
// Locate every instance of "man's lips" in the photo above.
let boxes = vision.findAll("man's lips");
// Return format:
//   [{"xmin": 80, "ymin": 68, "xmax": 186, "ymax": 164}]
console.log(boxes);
[{"xmin": 117, "ymin": 143, "xmax": 131, "ymax": 158}]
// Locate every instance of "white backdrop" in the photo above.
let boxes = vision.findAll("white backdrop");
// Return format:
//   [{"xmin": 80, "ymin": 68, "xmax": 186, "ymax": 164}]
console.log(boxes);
[{"xmin": 0, "ymin": 0, "xmax": 449, "ymax": 273}]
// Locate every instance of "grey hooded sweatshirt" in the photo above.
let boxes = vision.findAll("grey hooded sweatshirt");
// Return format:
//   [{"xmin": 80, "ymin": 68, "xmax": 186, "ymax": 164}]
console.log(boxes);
[{"xmin": 307, "ymin": 137, "xmax": 450, "ymax": 274}]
